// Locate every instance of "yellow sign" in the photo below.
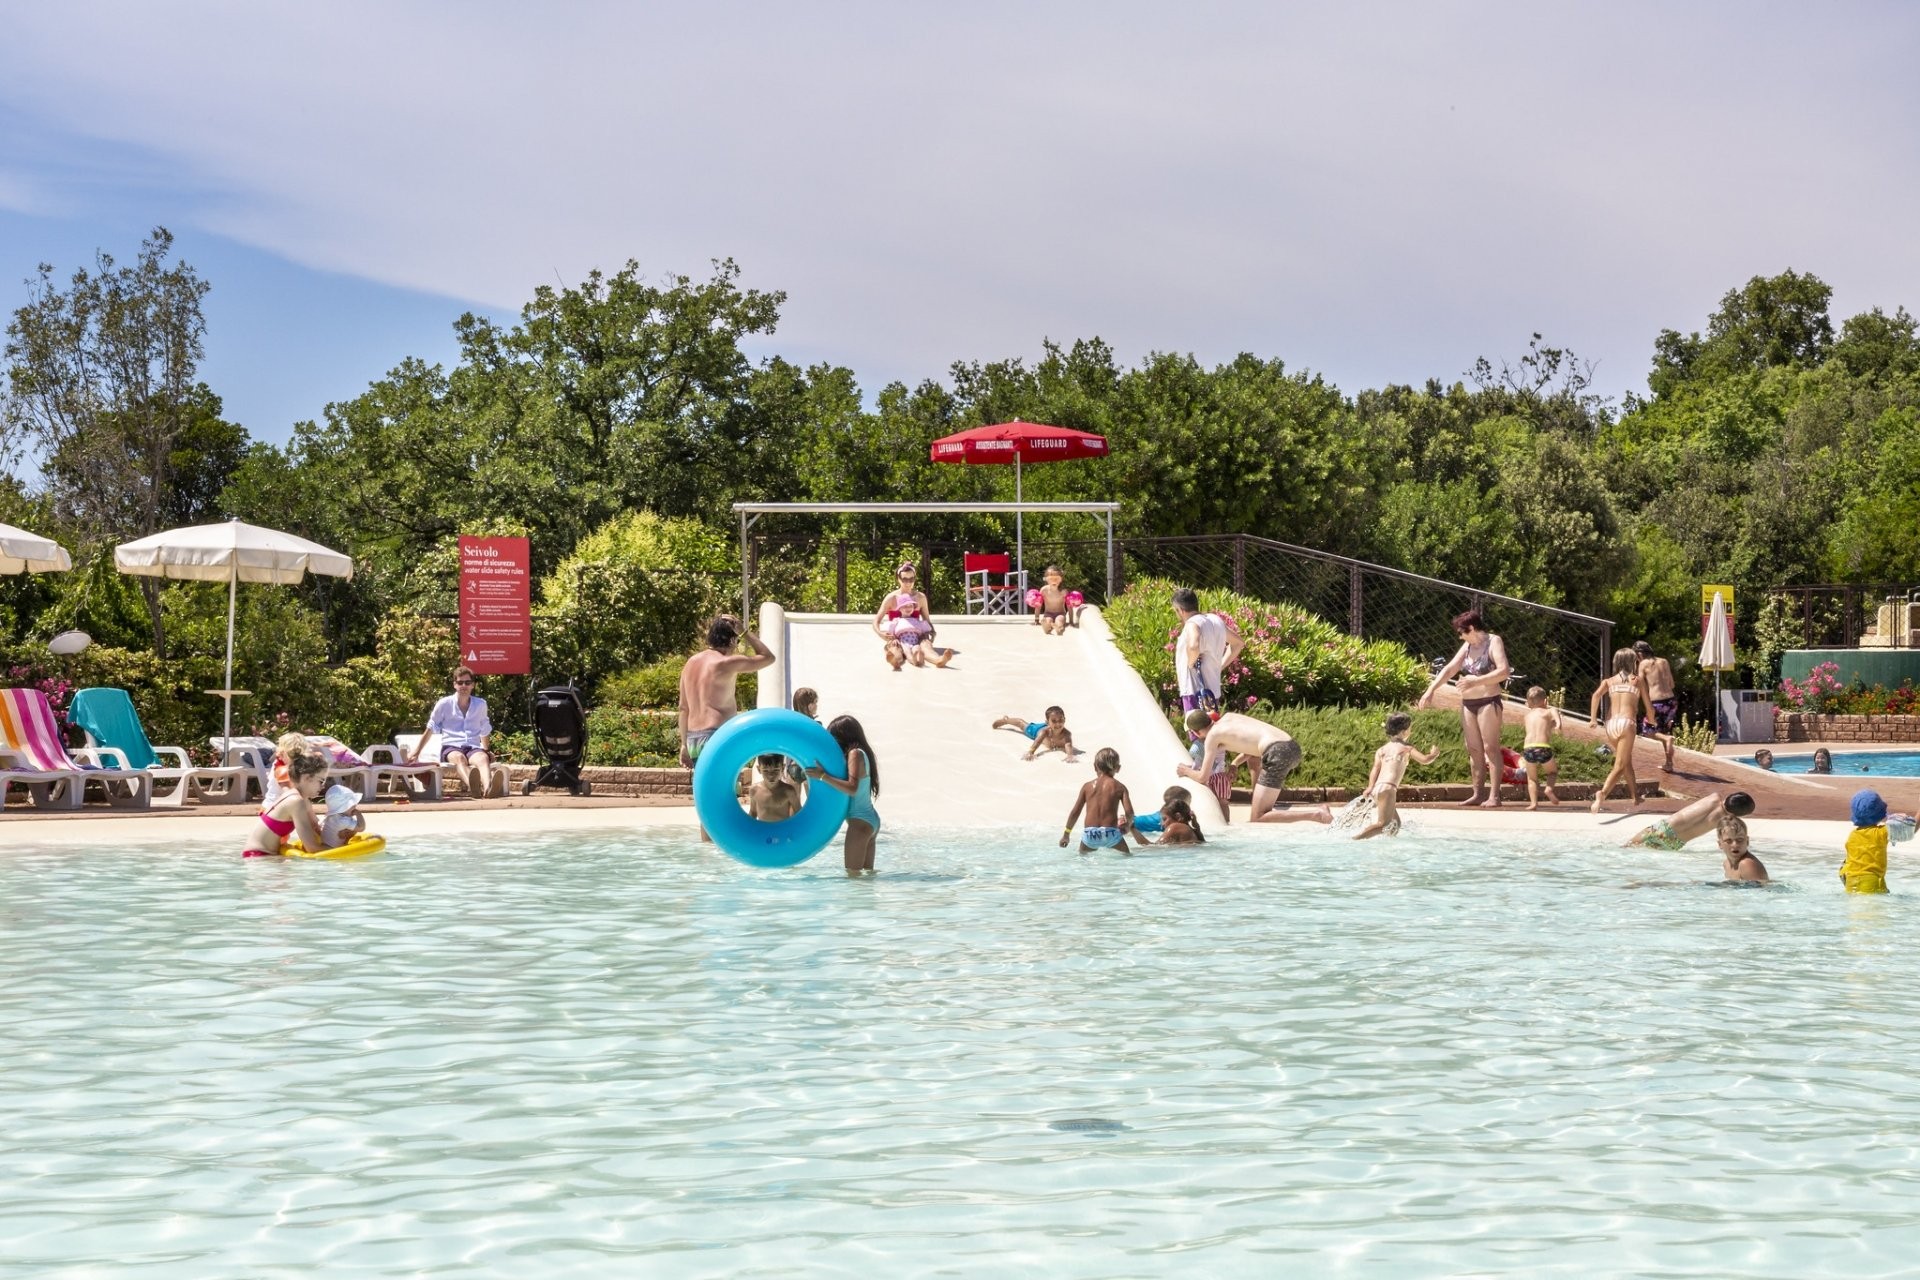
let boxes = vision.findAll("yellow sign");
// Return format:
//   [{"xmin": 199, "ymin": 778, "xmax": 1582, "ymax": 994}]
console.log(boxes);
[{"xmin": 1701, "ymin": 584, "xmax": 1735, "ymax": 616}]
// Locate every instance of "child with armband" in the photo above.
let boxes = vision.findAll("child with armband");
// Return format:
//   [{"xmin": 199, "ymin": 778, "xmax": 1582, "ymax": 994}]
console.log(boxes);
[
  {"xmin": 1027, "ymin": 565, "xmax": 1082, "ymax": 636},
  {"xmin": 1840, "ymin": 789, "xmax": 1916, "ymax": 894},
  {"xmin": 1131, "ymin": 784, "xmax": 1205, "ymax": 845}
]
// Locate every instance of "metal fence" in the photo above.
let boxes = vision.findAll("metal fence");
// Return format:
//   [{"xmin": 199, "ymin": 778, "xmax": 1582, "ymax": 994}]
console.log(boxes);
[
  {"xmin": 750, "ymin": 531, "xmax": 1615, "ymax": 698},
  {"xmin": 1764, "ymin": 583, "xmax": 1920, "ymax": 650}
]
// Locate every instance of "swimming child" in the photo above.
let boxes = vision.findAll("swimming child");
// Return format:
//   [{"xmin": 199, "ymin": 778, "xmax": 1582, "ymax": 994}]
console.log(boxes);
[
  {"xmin": 1625, "ymin": 790, "xmax": 1754, "ymax": 850},
  {"xmin": 992, "ymin": 706, "xmax": 1081, "ymax": 761},
  {"xmin": 793, "ymin": 688, "xmax": 819, "ymax": 720},
  {"xmin": 1061, "ymin": 747, "xmax": 1137, "ymax": 854},
  {"xmin": 1183, "ymin": 708, "xmax": 1234, "ymax": 815},
  {"xmin": 1589, "ymin": 648, "xmax": 1648, "ymax": 813},
  {"xmin": 749, "ymin": 753, "xmax": 805, "ymax": 821},
  {"xmin": 320, "ymin": 784, "xmax": 366, "ymax": 848},
  {"xmin": 1519, "ymin": 686, "xmax": 1563, "ymax": 809},
  {"xmin": 1811, "ymin": 748, "xmax": 1833, "ymax": 774},
  {"xmin": 1355, "ymin": 711, "xmax": 1437, "ymax": 840},
  {"xmin": 242, "ymin": 748, "xmax": 329, "ymax": 857},
  {"xmin": 804, "ymin": 715, "xmax": 882, "ymax": 875},
  {"xmin": 1840, "ymin": 788, "xmax": 1915, "ymax": 894},
  {"xmin": 1032, "ymin": 564, "xmax": 1075, "ymax": 636},
  {"xmin": 1134, "ymin": 784, "xmax": 1204, "ymax": 845},
  {"xmin": 1718, "ymin": 814, "xmax": 1769, "ymax": 883},
  {"xmin": 1752, "ymin": 747, "xmax": 1775, "ymax": 771}
]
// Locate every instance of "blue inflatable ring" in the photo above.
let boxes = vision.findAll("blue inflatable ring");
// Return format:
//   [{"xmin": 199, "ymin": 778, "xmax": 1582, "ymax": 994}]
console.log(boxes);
[{"xmin": 691, "ymin": 709, "xmax": 851, "ymax": 867}]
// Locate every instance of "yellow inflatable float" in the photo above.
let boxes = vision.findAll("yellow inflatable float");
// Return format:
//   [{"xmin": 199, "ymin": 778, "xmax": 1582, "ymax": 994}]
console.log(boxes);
[{"xmin": 283, "ymin": 834, "xmax": 387, "ymax": 860}]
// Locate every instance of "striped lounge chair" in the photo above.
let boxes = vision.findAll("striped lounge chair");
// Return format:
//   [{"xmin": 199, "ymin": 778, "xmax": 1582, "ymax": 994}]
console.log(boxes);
[{"xmin": 0, "ymin": 687, "xmax": 152, "ymax": 809}]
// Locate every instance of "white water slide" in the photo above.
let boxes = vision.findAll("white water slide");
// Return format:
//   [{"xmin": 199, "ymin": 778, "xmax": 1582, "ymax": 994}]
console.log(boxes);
[{"xmin": 756, "ymin": 605, "xmax": 1223, "ymax": 830}]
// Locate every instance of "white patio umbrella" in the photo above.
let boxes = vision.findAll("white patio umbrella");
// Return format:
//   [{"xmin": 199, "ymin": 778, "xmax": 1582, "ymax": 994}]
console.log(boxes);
[
  {"xmin": 114, "ymin": 518, "xmax": 353, "ymax": 742},
  {"xmin": 0, "ymin": 521, "xmax": 73, "ymax": 574},
  {"xmin": 1699, "ymin": 590, "xmax": 1735, "ymax": 741}
]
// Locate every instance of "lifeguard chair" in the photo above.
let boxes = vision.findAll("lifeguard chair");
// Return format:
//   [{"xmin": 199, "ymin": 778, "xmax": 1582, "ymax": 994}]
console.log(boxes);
[{"xmin": 963, "ymin": 552, "xmax": 1026, "ymax": 615}]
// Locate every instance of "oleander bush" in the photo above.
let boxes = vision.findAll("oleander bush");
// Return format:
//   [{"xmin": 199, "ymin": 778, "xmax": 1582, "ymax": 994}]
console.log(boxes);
[{"xmin": 1103, "ymin": 577, "xmax": 1427, "ymax": 710}]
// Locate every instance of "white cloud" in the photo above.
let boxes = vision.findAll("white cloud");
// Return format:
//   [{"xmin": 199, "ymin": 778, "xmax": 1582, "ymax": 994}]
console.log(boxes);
[{"xmin": 4, "ymin": 0, "xmax": 1917, "ymax": 401}]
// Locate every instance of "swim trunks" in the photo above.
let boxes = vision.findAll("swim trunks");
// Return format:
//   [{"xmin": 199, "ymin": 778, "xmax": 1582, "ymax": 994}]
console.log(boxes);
[
  {"xmin": 1256, "ymin": 738, "xmax": 1300, "ymax": 790},
  {"xmin": 1637, "ymin": 819, "xmax": 1686, "ymax": 852},
  {"xmin": 1648, "ymin": 698, "xmax": 1678, "ymax": 733},
  {"xmin": 1023, "ymin": 722, "xmax": 1044, "ymax": 740},
  {"xmin": 684, "ymin": 729, "xmax": 714, "ymax": 762},
  {"xmin": 1206, "ymin": 769, "xmax": 1233, "ymax": 806},
  {"xmin": 1081, "ymin": 825, "xmax": 1124, "ymax": 849},
  {"xmin": 1179, "ymin": 691, "xmax": 1220, "ymax": 714},
  {"xmin": 1522, "ymin": 745, "xmax": 1555, "ymax": 765}
]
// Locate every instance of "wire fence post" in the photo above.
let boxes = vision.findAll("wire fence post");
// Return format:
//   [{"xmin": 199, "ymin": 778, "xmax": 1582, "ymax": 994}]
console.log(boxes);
[
  {"xmin": 1232, "ymin": 536, "xmax": 1246, "ymax": 594},
  {"xmin": 1599, "ymin": 623, "xmax": 1612, "ymax": 682},
  {"xmin": 1349, "ymin": 565, "xmax": 1364, "ymax": 638},
  {"xmin": 834, "ymin": 540, "xmax": 847, "ymax": 613}
]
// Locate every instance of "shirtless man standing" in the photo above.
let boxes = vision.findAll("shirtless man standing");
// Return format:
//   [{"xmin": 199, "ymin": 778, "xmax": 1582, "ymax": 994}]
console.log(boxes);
[
  {"xmin": 678, "ymin": 615, "xmax": 776, "ymax": 768},
  {"xmin": 1633, "ymin": 639, "xmax": 1678, "ymax": 772},
  {"xmin": 1178, "ymin": 711, "xmax": 1331, "ymax": 824}
]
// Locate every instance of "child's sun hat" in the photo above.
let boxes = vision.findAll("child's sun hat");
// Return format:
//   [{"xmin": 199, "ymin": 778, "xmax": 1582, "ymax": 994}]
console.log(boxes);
[{"xmin": 1851, "ymin": 789, "xmax": 1887, "ymax": 828}]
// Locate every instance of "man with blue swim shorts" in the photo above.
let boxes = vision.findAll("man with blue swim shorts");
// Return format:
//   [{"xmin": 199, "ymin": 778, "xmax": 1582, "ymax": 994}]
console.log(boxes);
[{"xmin": 678, "ymin": 614, "xmax": 776, "ymax": 839}]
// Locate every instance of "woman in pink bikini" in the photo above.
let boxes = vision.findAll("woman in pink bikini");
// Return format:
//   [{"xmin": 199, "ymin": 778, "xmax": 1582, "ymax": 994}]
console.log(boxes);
[
  {"xmin": 1415, "ymin": 610, "xmax": 1512, "ymax": 808},
  {"xmin": 871, "ymin": 562, "xmax": 951, "ymax": 669},
  {"xmin": 242, "ymin": 749, "xmax": 330, "ymax": 857}
]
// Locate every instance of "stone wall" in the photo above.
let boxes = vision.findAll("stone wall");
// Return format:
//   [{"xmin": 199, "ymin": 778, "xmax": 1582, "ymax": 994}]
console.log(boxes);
[
  {"xmin": 504, "ymin": 764, "xmax": 692, "ymax": 798},
  {"xmin": 1774, "ymin": 713, "xmax": 1920, "ymax": 743}
]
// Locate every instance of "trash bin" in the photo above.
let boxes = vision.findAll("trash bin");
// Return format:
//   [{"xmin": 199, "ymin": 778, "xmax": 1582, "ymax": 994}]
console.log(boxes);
[{"xmin": 1718, "ymin": 690, "xmax": 1775, "ymax": 744}]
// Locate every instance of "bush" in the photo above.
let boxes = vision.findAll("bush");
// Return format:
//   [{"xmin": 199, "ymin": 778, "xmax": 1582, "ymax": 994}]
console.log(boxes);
[
  {"xmin": 1245, "ymin": 701, "xmax": 1616, "ymax": 790},
  {"xmin": 791, "ymin": 541, "xmax": 927, "ymax": 613},
  {"xmin": 599, "ymin": 655, "xmax": 687, "ymax": 710},
  {"xmin": 493, "ymin": 706, "xmax": 680, "ymax": 767},
  {"xmin": 536, "ymin": 511, "xmax": 736, "ymax": 689},
  {"xmin": 1104, "ymin": 577, "xmax": 1427, "ymax": 710}
]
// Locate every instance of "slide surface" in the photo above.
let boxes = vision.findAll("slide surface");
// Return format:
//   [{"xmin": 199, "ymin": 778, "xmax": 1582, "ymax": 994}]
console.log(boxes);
[{"xmin": 761, "ymin": 608, "xmax": 1220, "ymax": 829}]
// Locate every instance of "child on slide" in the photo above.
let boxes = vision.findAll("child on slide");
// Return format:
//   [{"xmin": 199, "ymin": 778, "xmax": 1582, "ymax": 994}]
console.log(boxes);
[
  {"xmin": 992, "ymin": 705, "xmax": 1081, "ymax": 761},
  {"xmin": 1028, "ymin": 565, "xmax": 1081, "ymax": 636},
  {"xmin": 1061, "ymin": 748, "xmax": 1137, "ymax": 854}
]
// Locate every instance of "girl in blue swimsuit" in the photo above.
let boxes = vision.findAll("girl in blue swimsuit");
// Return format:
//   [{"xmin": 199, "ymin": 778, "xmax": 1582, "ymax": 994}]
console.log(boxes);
[{"xmin": 806, "ymin": 715, "xmax": 882, "ymax": 876}]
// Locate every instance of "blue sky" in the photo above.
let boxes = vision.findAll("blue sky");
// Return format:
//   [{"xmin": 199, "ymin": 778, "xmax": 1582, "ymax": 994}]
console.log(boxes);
[{"xmin": 4, "ymin": 2, "xmax": 1918, "ymax": 448}]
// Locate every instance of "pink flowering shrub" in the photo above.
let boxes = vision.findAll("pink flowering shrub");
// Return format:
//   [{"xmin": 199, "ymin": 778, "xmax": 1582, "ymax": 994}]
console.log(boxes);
[
  {"xmin": 1104, "ymin": 578, "xmax": 1426, "ymax": 709},
  {"xmin": 1775, "ymin": 662, "xmax": 1920, "ymax": 715}
]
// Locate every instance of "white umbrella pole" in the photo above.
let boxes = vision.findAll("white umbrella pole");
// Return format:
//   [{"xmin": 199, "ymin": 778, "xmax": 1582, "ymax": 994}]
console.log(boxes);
[
  {"xmin": 223, "ymin": 567, "xmax": 237, "ymax": 745},
  {"xmin": 1015, "ymin": 458, "xmax": 1024, "ymax": 608}
]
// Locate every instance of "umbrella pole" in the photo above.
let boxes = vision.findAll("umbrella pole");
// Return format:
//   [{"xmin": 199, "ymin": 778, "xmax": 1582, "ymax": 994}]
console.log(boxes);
[
  {"xmin": 224, "ymin": 567, "xmax": 237, "ymax": 745},
  {"xmin": 1015, "ymin": 459, "xmax": 1024, "ymax": 609}
]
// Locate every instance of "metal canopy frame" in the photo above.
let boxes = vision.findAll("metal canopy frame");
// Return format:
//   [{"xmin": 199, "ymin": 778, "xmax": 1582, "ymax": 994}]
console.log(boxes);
[{"xmin": 731, "ymin": 501, "xmax": 1120, "ymax": 620}]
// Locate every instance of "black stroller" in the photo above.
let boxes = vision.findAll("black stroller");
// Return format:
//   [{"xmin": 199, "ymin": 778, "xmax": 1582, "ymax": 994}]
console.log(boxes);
[{"xmin": 523, "ymin": 684, "xmax": 592, "ymax": 796}]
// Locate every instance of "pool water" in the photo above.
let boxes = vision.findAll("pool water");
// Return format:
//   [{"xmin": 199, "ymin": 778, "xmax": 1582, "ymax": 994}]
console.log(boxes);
[
  {"xmin": 1746, "ymin": 749, "xmax": 1920, "ymax": 776},
  {"xmin": 4, "ymin": 826, "xmax": 1919, "ymax": 1277}
]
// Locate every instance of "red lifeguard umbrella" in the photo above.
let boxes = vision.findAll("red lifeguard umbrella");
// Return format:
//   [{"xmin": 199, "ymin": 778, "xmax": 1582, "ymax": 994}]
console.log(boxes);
[{"xmin": 929, "ymin": 421, "xmax": 1109, "ymax": 585}]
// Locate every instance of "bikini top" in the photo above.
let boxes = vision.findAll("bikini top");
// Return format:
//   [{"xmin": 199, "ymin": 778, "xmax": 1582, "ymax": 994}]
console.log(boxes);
[
  {"xmin": 258, "ymin": 810, "xmax": 296, "ymax": 837},
  {"xmin": 1462, "ymin": 638, "xmax": 1495, "ymax": 677}
]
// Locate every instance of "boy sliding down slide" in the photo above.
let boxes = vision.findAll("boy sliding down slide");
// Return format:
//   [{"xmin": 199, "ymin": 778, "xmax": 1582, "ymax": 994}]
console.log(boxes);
[{"xmin": 992, "ymin": 706, "xmax": 1081, "ymax": 761}]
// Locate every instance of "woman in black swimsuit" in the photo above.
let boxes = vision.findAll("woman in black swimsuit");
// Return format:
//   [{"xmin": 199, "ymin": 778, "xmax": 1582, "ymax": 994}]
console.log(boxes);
[{"xmin": 1416, "ymin": 609, "xmax": 1512, "ymax": 808}]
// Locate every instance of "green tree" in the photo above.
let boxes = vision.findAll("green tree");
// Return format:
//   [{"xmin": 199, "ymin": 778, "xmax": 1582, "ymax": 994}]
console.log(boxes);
[{"xmin": 3, "ymin": 228, "xmax": 217, "ymax": 652}]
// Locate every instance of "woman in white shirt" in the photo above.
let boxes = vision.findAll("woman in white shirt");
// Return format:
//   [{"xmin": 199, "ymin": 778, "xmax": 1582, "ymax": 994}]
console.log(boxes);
[{"xmin": 406, "ymin": 664, "xmax": 499, "ymax": 797}]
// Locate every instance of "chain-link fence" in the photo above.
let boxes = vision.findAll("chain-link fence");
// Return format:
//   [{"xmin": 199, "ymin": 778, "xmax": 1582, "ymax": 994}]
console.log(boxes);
[
  {"xmin": 750, "ymin": 531, "xmax": 1614, "ymax": 697},
  {"xmin": 1764, "ymin": 584, "xmax": 1920, "ymax": 650}
]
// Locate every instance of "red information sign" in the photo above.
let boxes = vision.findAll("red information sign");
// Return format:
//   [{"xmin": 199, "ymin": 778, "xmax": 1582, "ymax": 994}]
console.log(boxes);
[{"xmin": 458, "ymin": 536, "xmax": 531, "ymax": 675}]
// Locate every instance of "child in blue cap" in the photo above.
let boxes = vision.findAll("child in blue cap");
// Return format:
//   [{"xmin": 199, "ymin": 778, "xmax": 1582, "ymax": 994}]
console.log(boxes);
[{"xmin": 1841, "ymin": 789, "xmax": 1916, "ymax": 894}]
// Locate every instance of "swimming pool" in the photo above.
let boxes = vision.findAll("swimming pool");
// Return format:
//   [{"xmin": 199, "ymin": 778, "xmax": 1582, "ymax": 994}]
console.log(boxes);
[
  {"xmin": 1744, "ymin": 749, "xmax": 1920, "ymax": 775},
  {"xmin": 3, "ymin": 825, "xmax": 1917, "ymax": 1277}
]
